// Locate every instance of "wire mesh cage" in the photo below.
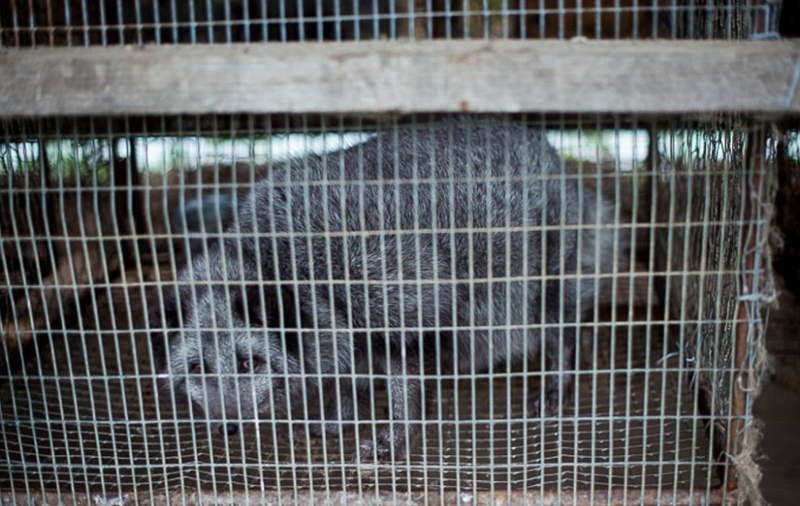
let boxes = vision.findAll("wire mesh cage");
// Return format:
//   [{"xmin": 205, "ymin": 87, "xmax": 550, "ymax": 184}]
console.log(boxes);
[
  {"xmin": 0, "ymin": 0, "xmax": 782, "ymax": 46},
  {"xmin": 0, "ymin": 0, "xmax": 790, "ymax": 503},
  {"xmin": 0, "ymin": 112, "xmax": 776, "ymax": 505}
]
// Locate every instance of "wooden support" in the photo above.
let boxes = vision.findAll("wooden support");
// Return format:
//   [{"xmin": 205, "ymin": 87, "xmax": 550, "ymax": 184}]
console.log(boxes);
[{"xmin": 0, "ymin": 40, "xmax": 798, "ymax": 117}]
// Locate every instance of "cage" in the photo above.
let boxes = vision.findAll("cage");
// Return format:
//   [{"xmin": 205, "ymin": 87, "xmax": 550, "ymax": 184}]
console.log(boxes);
[{"xmin": 0, "ymin": 1, "xmax": 793, "ymax": 505}]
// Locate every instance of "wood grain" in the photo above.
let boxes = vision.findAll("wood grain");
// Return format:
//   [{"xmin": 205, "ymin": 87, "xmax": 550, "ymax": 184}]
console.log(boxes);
[{"xmin": 1, "ymin": 40, "xmax": 798, "ymax": 116}]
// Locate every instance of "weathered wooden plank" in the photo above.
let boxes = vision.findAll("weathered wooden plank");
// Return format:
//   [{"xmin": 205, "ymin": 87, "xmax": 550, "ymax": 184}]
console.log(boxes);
[{"xmin": 0, "ymin": 40, "xmax": 798, "ymax": 116}]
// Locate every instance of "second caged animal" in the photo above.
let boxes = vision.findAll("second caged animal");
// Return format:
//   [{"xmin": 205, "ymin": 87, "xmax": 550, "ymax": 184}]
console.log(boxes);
[{"xmin": 150, "ymin": 115, "xmax": 624, "ymax": 462}]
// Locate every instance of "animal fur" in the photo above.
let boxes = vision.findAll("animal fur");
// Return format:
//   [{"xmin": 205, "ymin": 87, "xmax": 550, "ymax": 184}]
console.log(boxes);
[{"xmin": 150, "ymin": 115, "xmax": 624, "ymax": 461}]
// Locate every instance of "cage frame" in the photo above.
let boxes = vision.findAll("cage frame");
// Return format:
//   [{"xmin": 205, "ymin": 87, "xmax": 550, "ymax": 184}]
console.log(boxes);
[{"xmin": 0, "ymin": 37, "xmax": 787, "ymax": 506}]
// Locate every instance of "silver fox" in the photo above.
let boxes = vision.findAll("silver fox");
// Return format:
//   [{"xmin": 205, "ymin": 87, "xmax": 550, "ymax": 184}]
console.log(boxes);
[{"xmin": 150, "ymin": 116, "xmax": 623, "ymax": 461}]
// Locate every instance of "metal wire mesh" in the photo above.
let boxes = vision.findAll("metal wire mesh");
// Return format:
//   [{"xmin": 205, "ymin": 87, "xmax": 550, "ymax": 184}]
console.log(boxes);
[
  {"xmin": 0, "ymin": 0, "xmax": 781, "ymax": 47},
  {"xmin": 0, "ymin": 114, "xmax": 774, "ymax": 504}
]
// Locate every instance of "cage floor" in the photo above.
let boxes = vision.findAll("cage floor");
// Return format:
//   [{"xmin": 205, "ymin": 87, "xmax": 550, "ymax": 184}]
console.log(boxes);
[{"xmin": 0, "ymin": 276, "xmax": 720, "ymax": 495}]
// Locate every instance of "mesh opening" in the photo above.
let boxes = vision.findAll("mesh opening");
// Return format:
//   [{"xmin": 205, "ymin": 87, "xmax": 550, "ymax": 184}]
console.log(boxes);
[
  {"xmin": 0, "ymin": 114, "xmax": 774, "ymax": 503},
  {"xmin": 0, "ymin": 0, "xmax": 779, "ymax": 47}
]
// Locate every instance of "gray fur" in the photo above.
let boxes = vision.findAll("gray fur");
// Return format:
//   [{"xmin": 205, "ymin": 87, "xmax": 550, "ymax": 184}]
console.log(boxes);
[{"xmin": 150, "ymin": 115, "xmax": 623, "ymax": 461}]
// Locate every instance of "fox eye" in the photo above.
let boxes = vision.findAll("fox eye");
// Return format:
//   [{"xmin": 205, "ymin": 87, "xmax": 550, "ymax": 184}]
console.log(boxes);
[
  {"xmin": 188, "ymin": 362, "xmax": 202, "ymax": 374},
  {"xmin": 239, "ymin": 356, "xmax": 263, "ymax": 373}
]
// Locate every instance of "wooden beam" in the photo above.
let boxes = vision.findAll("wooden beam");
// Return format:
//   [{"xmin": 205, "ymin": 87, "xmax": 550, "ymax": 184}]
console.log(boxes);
[{"xmin": 1, "ymin": 40, "xmax": 798, "ymax": 116}]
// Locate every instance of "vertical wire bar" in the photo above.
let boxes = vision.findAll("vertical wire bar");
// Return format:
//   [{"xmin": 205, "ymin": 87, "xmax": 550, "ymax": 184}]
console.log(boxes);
[
  {"xmin": 293, "ymin": 118, "xmax": 325, "ymax": 498},
  {"xmin": 519, "ymin": 113, "xmax": 532, "ymax": 496},
  {"xmin": 276, "ymin": 118, "xmax": 313, "ymax": 503},
  {"xmin": 169, "ymin": 0, "xmax": 179, "ymax": 44},
  {"xmin": 67, "ymin": 139, "xmax": 102, "ymax": 496},
  {"xmin": 31, "ymin": 123, "xmax": 76, "ymax": 500},
  {"xmin": 196, "ymin": 118, "xmax": 229, "ymax": 499},
  {"xmin": 205, "ymin": 0, "xmax": 214, "ymax": 43},
  {"xmin": 407, "ymin": 116, "xmax": 430, "ymax": 501},
  {"xmin": 68, "ymin": 120, "xmax": 112, "ymax": 496},
  {"xmin": 234, "ymin": 117, "xmax": 256, "ymax": 494},
  {"xmin": 652, "ymin": 0, "xmax": 659, "ymax": 38},
  {"xmin": 443, "ymin": 118, "xmax": 462, "ymax": 498},
  {"xmin": 180, "ymin": 117, "xmax": 218, "ymax": 498},
  {"xmin": 302, "ymin": 117, "xmax": 334, "ymax": 502},
  {"xmin": 371, "ymin": 120, "xmax": 397, "ymax": 494},
  {"xmin": 53, "ymin": 128, "xmax": 97, "ymax": 501},
  {"xmin": 655, "ymin": 122, "xmax": 679, "ymax": 492},
  {"xmin": 607, "ymin": 120, "xmax": 623, "ymax": 500},
  {"xmin": 371, "ymin": 0, "xmax": 380, "ymax": 40},
  {"xmin": 134, "ymin": 0, "xmax": 143, "ymax": 45},
  {"xmin": 351, "ymin": 116, "xmax": 381, "ymax": 496},
  {"xmin": 314, "ymin": 0, "xmax": 324, "ymax": 41},
  {"xmin": 85, "ymin": 127, "xmax": 127, "ymax": 496},
  {"xmin": 638, "ymin": 121, "xmax": 659, "ymax": 497},
  {"xmin": 78, "ymin": 0, "xmax": 89, "ymax": 45},
  {"xmin": 463, "ymin": 116, "xmax": 479, "ymax": 499},
  {"xmin": 484, "ymin": 118, "xmax": 496, "ymax": 504},
  {"xmin": 99, "ymin": 0, "xmax": 110, "ymax": 46},
  {"xmin": 5, "ymin": 130, "xmax": 51, "ymax": 498},
  {"xmin": 619, "ymin": 122, "xmax": 639, "ymax": 502},
  {"xmin": 224, "ymin": 0, "xmax": 234, "ymax": 43},
  {"xmin": 328, "ymin": 116, "xmax": 360, "ymax": 492},
  {"xmin": 151, "ymin": 117, "xmax": 194, "ymax": 499},
  {"xmin": 192, "ymin": 117, "xmax": 224, "ymax": 499},
  {"xmin": 240, "ymin": 115, "xmax": 270, "ymax": 504},
  {"xmin": 718, "ymin": 121, "xmax": 752, "ymax": 503},
  {"xmin": 208, "ymin": 115, "xmax": 242, "ymax": 499},
  {"xmin": 572, "ymin": 117, "xmax": 585, "ymax": 502},
  {"xmin": 425, "ymin": 118, "xmax": 446, "ymax": 506},
  {"xmin": 262, "ymin": 116, "xmax": 295, "ymax": 506},
  {"xmin": 277, "ymin": 0, "xmax": 287, "ymax": 42},
  {"xmin": 115, "ymin": 0, "xmax": 125, "ymax": 44},
  {"xmin": 120, "ymin": 134, "xmax": 153, "ymax": 501},
  {"xmin": 102, "ymin": 129, "xmax": 145, "ymax": 499},
  {"xmin": 352, "ymin": 0, "xmax": 360, "ymax": 40},
  {"xmin": 389, "ymin": 0, "xmax": 398, "ymax": 38},
  {"xmin": 391, "ymin": 118, "xmax": 414, "ymax": 485},
  {"xmin": 333, "ymin": 0, "xmax": 343, "ymax": 41},
  {"xmin": 536, "ymin": 112, "xmax": 547, "ymax": 500},
  {"xmin": 556, "ymin": 118, "xmax": 573, "ymax": 500},
  {"xmin": 502, "ymin": 0, "xmax": 509, "ymax": 37},
  {"xmin": 188, "ymin": 0, "xmax": 197, "ymax": 44},
  {"xmin": 501, "ymin": 117, "xmax": 514, "ymax": 502},
  {"xmin": 670, "ymin": 0, "xmax": 677, "ymax": 38},
  {"xmin": 311, "ymin": 120, "xmax": 334, "ymax": 496},
  {"xmin": 685, "ymin": 125, "xmax": 717, "ymax": 496},
  {"xmin": 0, "ymin": 125, "xmax": 23, "ymax": 499},
  {"xmin": 705, "ymin": 126, "xmax": 736, "ymax": 498},
  {"xmin": 223, "ymin": 119, "xmax": 254, "ymax": 498},
  {"xmin": 587, "ymin": 115, "xmax": 603, "ymax": 506},
  {"xmin": 102, "ymin": 137, "xmax": 139, "ymax": 493},
  {"xmin": 671, "ymin": 124, "xmax": 698, "ymax": 497},
  {"xmin": 152, "ymin": 0, "xmax": 162, "ymax": 45},
  {"xmin": 134, "ymin": 123, "xmax": 174, "ymax": 505},
  {"xmin": 555, "ymin": 116, "xmax": 569, "ymax": 506},
  {"xmin": 260, "ymin": 0, "xmax": 269, "ymax": 41}
]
